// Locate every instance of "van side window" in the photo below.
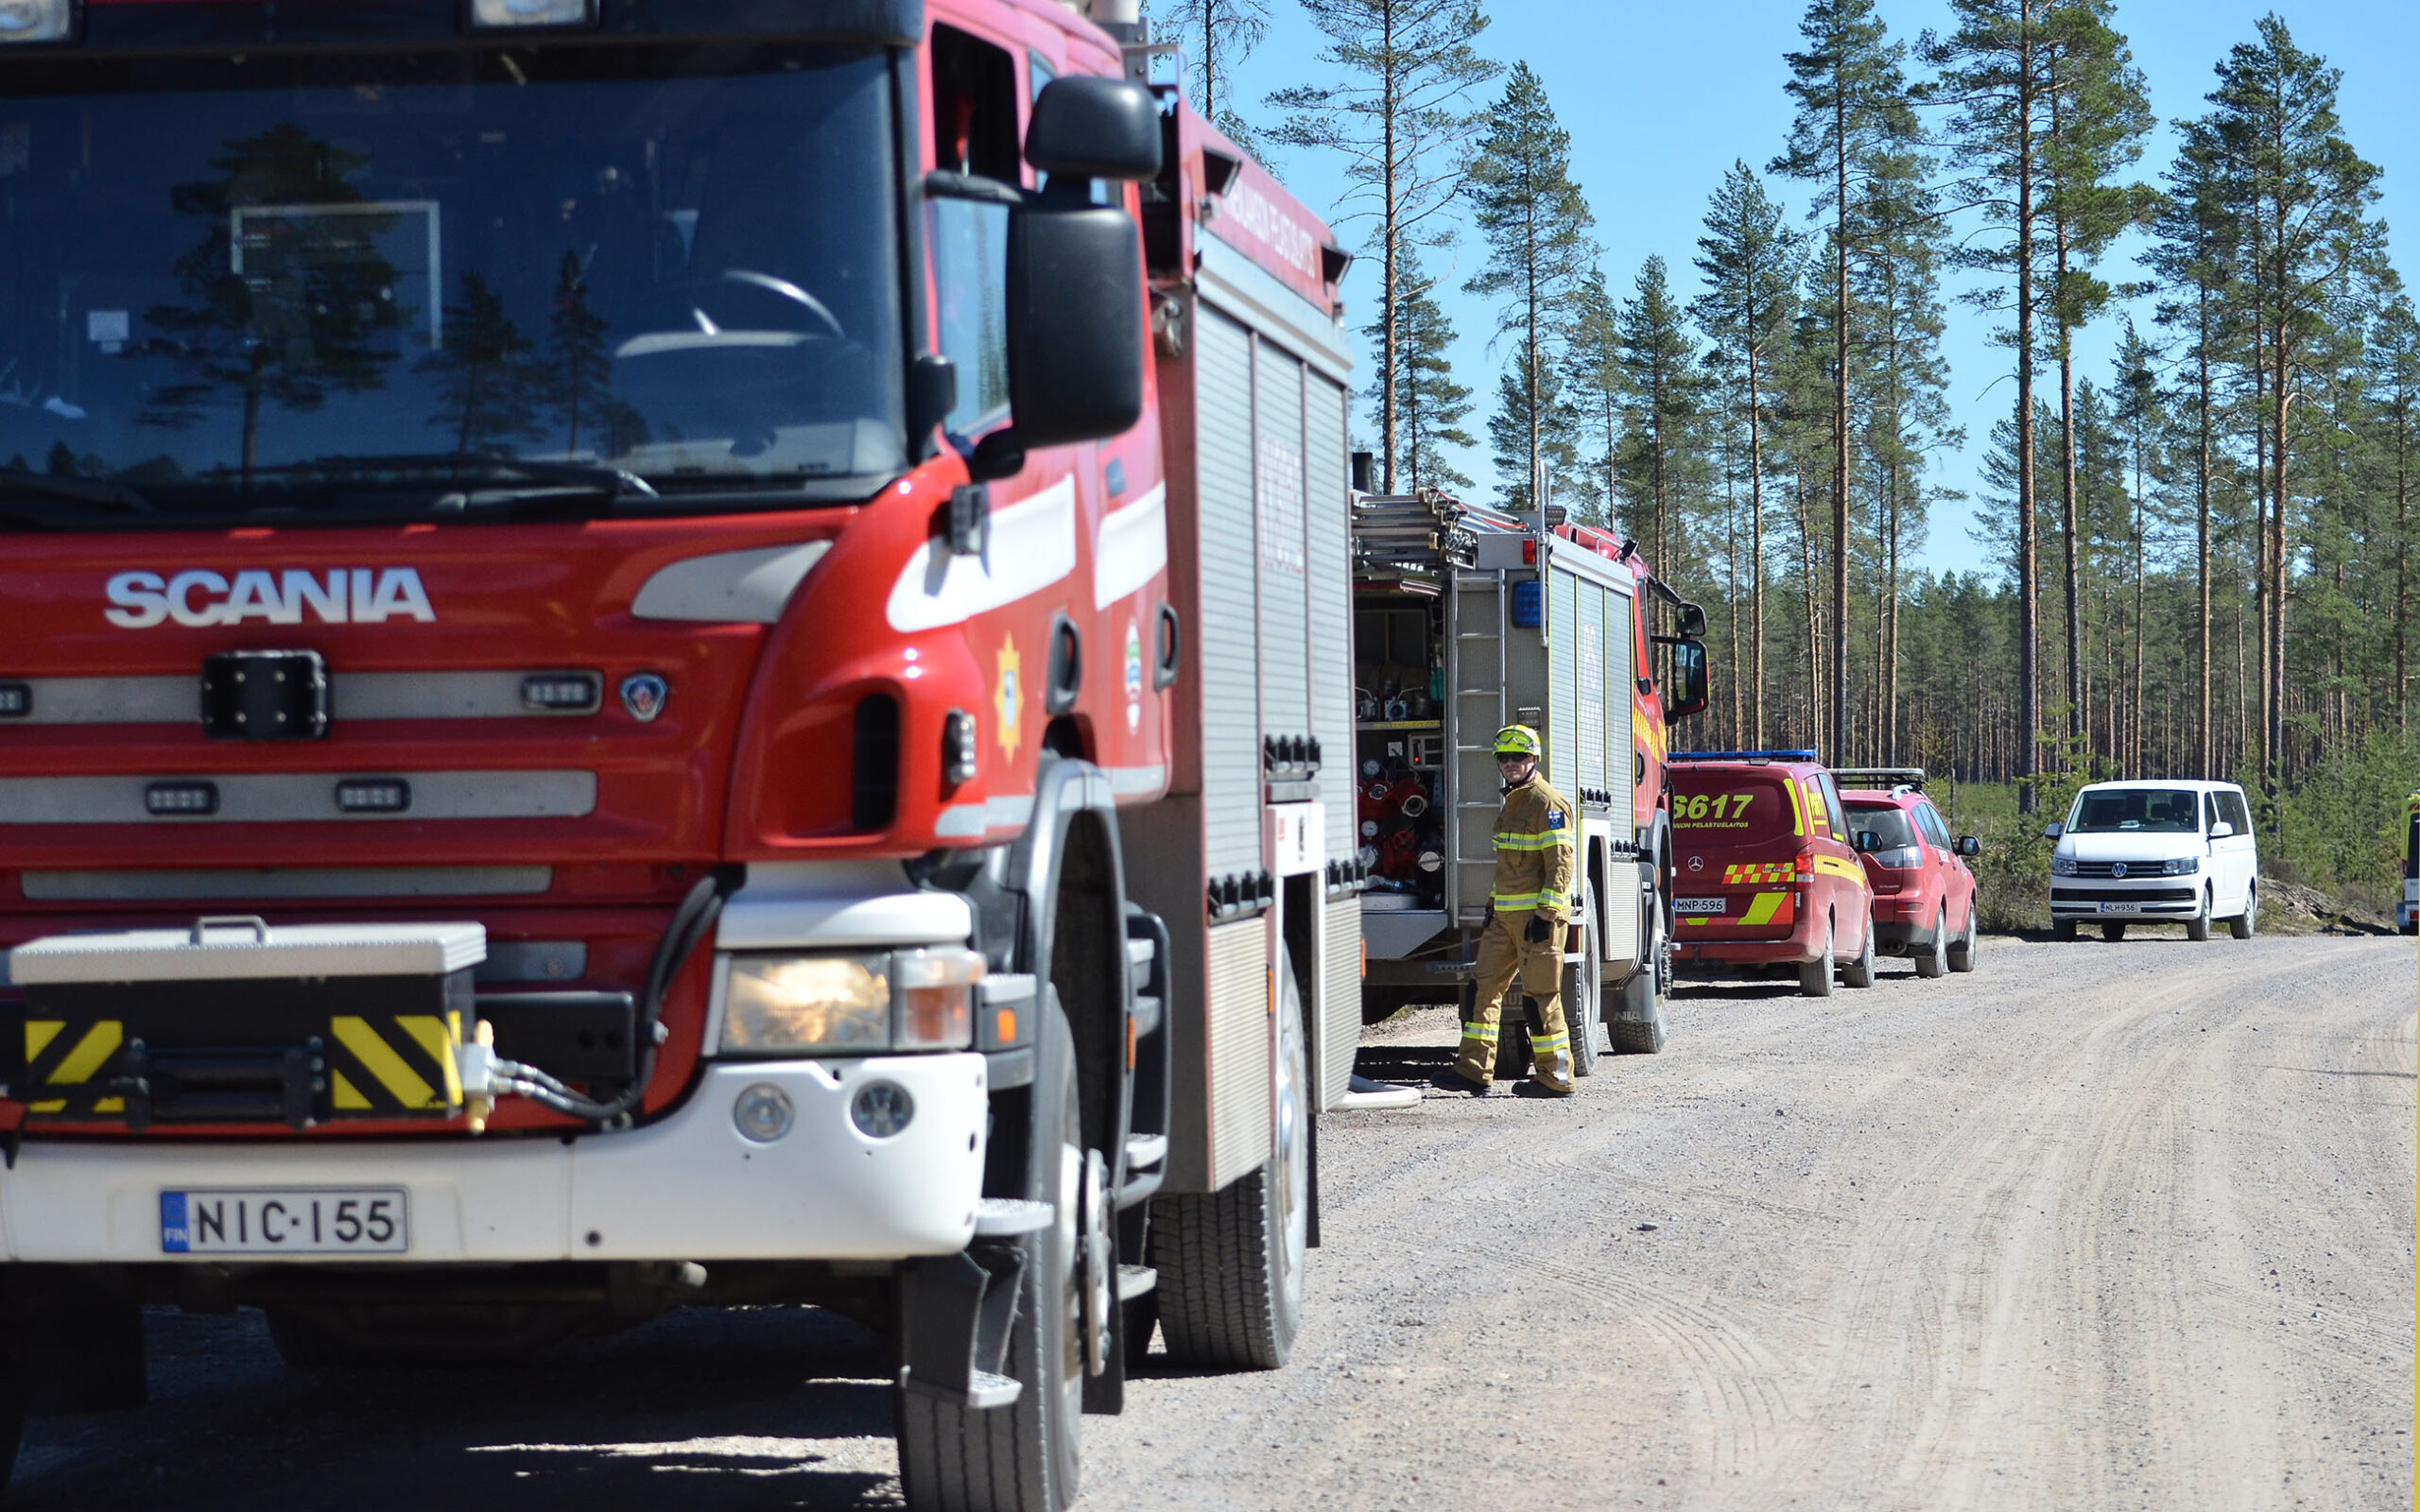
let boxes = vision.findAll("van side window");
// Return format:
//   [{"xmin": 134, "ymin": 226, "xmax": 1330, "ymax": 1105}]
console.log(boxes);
[
  {"xmin": 1816, "ymin": 775, "xmax": 1849, "ymax": 843},
  {"xmin": 2219, "ymin": 790, "xmax": 2254, "ymax": 835}
]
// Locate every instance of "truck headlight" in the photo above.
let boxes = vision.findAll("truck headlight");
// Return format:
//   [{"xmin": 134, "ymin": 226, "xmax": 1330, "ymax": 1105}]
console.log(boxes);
[
  {"xmin": 719, "ymin": 948, "xmax": 983, "ymax": 1055},
  {"xmin": 2049, "ymin": 855, "xmax": 2078, "ymax": 876},
  {"xmin": 2161, "ymin": 856, "xmax": 2201, "ymax": 876},
  {"xmin": 722, "ymin": 954, "xmax": 893, "ymax": 1054}
]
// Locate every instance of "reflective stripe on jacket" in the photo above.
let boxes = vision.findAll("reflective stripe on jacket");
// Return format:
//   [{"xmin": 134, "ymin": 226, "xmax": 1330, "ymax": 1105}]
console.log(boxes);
[{"xmin": 1491, "ymin": 772, "xmax": 1577, "ymax": 920}]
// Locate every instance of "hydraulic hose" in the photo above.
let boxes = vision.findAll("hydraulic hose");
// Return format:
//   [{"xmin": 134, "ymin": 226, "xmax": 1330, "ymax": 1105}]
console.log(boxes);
[{"xmin": 483, "ymin": 868, "xmax": 736, "ymax": 1127}]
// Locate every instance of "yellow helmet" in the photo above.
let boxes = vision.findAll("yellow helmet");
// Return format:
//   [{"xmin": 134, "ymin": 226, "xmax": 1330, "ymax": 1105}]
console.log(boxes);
[{"xmin": 1493, "ymin": 724, "xmax": 1542, "ymax": 758}]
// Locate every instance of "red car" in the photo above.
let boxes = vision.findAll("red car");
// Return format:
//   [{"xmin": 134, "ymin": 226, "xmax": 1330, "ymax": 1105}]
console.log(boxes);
[
  {"xmin": 1668, "ymin": 751, "xmax": 1879, "ymax": 996},
  {"xmin": 1836, "ymin": 768, "xmax": 1981, "ymax": 977}
]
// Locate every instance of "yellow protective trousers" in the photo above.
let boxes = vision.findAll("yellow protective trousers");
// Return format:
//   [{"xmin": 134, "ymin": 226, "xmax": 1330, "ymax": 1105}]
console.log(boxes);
[{"xmin": 1455, "ymin": 911, "xmax": 1573, "ymax": 1091}]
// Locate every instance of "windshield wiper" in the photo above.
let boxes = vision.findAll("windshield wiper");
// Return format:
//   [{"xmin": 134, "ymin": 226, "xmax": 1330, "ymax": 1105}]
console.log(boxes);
[
  {"xmin": 0, "ymin": 469, "xmax": 157, "ymax": 515},
  {"xmin": 236, "ymin": 453, "xmax": 659, "ymax": 508}
]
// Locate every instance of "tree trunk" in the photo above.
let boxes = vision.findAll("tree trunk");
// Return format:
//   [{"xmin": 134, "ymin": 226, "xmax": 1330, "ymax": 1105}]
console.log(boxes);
[
  {"xmin": 2195, "ymin": 294, "xmax": 2213, "ymax": 778},
  {"xmin": 2014, "ymin": 13, "xmax": 2041, "ymax": 812},
  {"xmin": 1829, "ymin": 81, "xmax": 1851, "ymax": 762}
]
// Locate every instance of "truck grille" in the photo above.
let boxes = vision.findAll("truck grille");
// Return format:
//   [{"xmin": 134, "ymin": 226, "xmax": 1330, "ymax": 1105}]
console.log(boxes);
[{"xmin": 2050, "ymin": 885, "xmax": 2195, "ymax": 903}]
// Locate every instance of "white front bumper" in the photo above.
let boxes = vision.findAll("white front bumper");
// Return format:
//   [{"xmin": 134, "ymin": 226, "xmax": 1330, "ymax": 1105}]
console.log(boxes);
[{"xmin": 0, "ymin": 1055, "xmax": 987, "ymax": 1264}]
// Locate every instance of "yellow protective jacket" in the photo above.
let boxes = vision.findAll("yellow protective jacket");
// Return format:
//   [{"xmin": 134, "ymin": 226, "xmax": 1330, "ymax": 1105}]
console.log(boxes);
[{"xmin": 1491, "ymin": 771, "xmax": 1577, "ymax": 922}]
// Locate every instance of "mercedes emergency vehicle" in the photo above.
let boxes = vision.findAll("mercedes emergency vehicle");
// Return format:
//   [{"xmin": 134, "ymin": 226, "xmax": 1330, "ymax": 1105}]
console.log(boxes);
[{"xmin": 1668, "ymin": 750, "xmax": 1878, "ymax": 996}]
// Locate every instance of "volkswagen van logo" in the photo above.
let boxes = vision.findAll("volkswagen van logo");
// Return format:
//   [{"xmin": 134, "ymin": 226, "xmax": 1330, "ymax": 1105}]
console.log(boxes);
[
  {"xmin": 2109, "ymin": 861, "xmax": 2128, "ymax": 879},
  {"xmin": 619, "ymin": 672, "xmax": 668, "ymax": 723}
]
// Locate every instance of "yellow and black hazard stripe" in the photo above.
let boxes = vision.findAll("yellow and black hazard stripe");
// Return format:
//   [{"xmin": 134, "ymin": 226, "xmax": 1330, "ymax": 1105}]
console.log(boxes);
[
  {"xmin": 22, "ymin": 1016, "xmax": 130, "ymax": 1116},
  {"xmin": 14, "ymin": 1010, "xmax": 461, "ymax": 1122},
  {"xmin": 323, "ymin": 1013, "xmax": 464, "ymax": 1115}
]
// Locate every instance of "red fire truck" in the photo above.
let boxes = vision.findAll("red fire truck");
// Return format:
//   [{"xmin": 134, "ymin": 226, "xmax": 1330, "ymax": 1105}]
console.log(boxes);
[{"xmin": 0, "ymin": 2, "xmax": 1365, "ymax": 1505}]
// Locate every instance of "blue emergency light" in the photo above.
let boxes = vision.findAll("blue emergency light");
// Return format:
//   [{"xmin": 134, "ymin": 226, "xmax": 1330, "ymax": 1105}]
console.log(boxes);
[{"xmin": 1668, "ymin": 749, "xmax": 1820, "ymax": 765}]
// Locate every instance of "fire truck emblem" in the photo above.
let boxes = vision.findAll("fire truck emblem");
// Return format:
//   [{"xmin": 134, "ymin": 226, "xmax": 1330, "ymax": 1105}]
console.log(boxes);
[
  {"xmin": 995, "ymin": 639, "xmax": 1022, "ymax": 758},
  {"xmin": 1124, "ymin": 621, "xmax": 1144, "ymax": 731},
  {"xmin": 619, "ymin": 672, "xmax": 667, "ymax": 723}
]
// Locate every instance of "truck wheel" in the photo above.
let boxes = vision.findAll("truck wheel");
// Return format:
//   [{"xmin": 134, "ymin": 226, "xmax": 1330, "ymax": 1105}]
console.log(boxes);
[
  {"xmin": 896, "ymin": 1002, "xmax": 1083, "ymax": 1512},
  {"xmin": 1798, "ymin": 920, "xmax": 1835, "ymax": 998},
  {"xmin": 1914, "ymin": 908, "xmax": 1947, "ymax": 978},
  {"xmin": 2229, "ymin": 885, "xmax": 2257, "ymax": 939},
  {"xmin": 2053, "ymin": 919, "xmax": 2078, "ymax": 941},
  {"xmin": 2187, "ymin": 889, "xmax": 2212, "ymax": 942},
  {"xmin": 1150, "ymin": 960, "xmax": 1307, "ymax": 1371},
  {"xmin": 1946, "ymin": 902, "xmax": 1979, "ymax": 973},
  {"xmin": 1564, "ymin": 937, "xmax": 1601, "ymax": 1078},
  {"xmin": 2100, "ymin": 920, "xmax": 2128, "ymax": 941},
  {"xmin": 1841, "ymin": 919, "xmax": 1876, "ymax": 988},
  {"xmin": 1609, "ymin": 919, "xmax": 1668, "ymax": 1055}
]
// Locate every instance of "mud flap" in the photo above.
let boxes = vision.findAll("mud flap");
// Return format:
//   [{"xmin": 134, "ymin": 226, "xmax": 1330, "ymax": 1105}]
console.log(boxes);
[{"xmin": 898, "ymin": 1247, "xmax": 1026, "ymax": 1411}]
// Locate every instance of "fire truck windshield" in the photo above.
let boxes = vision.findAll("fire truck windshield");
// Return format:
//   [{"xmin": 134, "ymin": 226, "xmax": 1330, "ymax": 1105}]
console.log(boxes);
[{"xmin": 0, "ymin": 46, "xmax": 907, "ymax": 523}]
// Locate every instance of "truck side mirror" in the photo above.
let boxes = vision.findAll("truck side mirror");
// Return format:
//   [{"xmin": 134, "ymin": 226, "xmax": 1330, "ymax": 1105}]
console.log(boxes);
[
  {"xmin": 1665, "ymin": 637, "xmax": 1709, "ymax": 720},
  {"xmin": 2042, "ymin": 821, "xmax": 2063, "ymax": 840},
  {"xmin": 1957, "ymin": 834, "xmax": 1981, "ymax": 857},
  {"xmin": 1026, "ymin": 77, "xmax": 1163, "ymax": 181},
  {"xmin": 1006, "ymin": 201, "xmax": 1145, "ymax": 448}
]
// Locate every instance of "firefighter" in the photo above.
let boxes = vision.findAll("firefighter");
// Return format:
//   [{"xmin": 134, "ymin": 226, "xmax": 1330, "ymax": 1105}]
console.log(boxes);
[{"xmin": 1437, "ymin": 724, "xmax": 1578, "ymax": 1096}]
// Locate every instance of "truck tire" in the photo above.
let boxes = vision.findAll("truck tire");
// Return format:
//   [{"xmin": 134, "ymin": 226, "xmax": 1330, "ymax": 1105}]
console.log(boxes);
[
  {"xmin": 1798, "ymin": 919, "xmax": 1835, "ymax": 998},
  {"xmin": 896, "ymin": 1002, "xmax": 1083, "ymax": 1512},
  {"xmin": 1150, "ymin": 960, "xmax": 1307, "ymax": 1371},
  {"xmin": 1609, "ymin": 910, "xmax": 1668, "ymax": 1055},
  {"xmin": 2229, "ymin": 885, "xmax": 2257, "ymax": 939},
  {"xmin": 2187, "ymin": 888, "xmax": 2212, "ymax": 942},
  {"xmin": 1840, "ymin": 919, "xmax": 1876, "ymax": 988},
  {"xmin": 1564, "ymin": 936, "xmax": 1601, "ymax": 1078},
  {"xmin": 1914, "ymin": 908, "xmax": 1947, "ymax": 978},
  {"xmin": 1946, "ymin": 902, "xmax": 1979, "ymax": 973}
]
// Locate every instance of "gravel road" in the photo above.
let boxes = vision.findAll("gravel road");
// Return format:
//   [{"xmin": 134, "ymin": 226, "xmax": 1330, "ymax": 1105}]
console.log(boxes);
[{"xmin": 10, "ymin": 933, "xmax": 2412, "ymax": 1510}]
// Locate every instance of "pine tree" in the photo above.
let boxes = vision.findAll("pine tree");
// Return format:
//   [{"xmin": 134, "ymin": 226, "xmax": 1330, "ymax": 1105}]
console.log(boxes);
[
  {"xmin": 2039, "ymin": 0, "xmax": 2152, "ymax": 757},
  {"xmin": 1561, "ymin": 269, "xmax": 1620, "ymax": 526},
  {"xmin": 1270, "ymin": 0, "xmax": 1496, "ymax": 491},
  {"xmin": 1486, "ymin": 348, "xmax": 1577, "ymax": 510},
  {"xmin": 1691, "ymin": 162, "xmax": 1802, "ymax": 744},
  {"xmin": 2367, "ymin": 296, "xmax": 2420, "ymax": 722},
  {"xmin": 1153, "ymin": 0, "xmax": 1272, "ymax": 157},
  {"xmin": 1362, "ymin": 247, "xmax": 1475, "ymax": 491},
  {"xmin": 2201, "ymin": 16, "xmax": 2384, "ymax": 815},
  {"xmin": 1923, "ymin": 0, "xmax": 2060, "ymax": 808},
  {"xmin": 1773, "ymin": 0, "xmax": 1921, "ymax": 763},
  {"xmin": 1463, "ymin": 63, "xmax": 1596, "ymax": 511},
  {"xmin": 1616, "ymin": 256, "xmax": 1705, "ymax": 577}
]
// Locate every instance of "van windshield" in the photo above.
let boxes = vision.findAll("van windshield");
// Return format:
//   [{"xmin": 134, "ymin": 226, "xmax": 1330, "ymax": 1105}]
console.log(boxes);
[
  {"xmin": 1671, "ymin": 770, "xmax": 1799, "ymax": 846},
  {"xmin": 2068, "ymin": 788, "xmax": 2203, "ymax": 834}
]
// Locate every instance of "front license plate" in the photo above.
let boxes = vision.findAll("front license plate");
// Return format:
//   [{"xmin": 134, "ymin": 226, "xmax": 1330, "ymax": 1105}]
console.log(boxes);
[
  {"xmin": 1675, "ymin": 898, "xmax": 1726, "ymax": 914},
  {"xmin": 161, "ymin": 1188, "xmax": 407, "ymax": 1255},
  {"xmin": 2097, "ymin": 902, "xmax": 2133, "ymax": 914}
]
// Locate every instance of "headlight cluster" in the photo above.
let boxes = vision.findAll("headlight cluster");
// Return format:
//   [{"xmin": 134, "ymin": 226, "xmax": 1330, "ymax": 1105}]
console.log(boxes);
[
  {"xmin": 2049, "ymin": 855, "xmax": 2078, "ymax": 876},
  {"xmin": 720, "ymin": 948, "xmax": 984, "ymax": 1056},
  {"xmin": 2159, "ymin": 855, "xmax": 2201, "ymax": 876}
]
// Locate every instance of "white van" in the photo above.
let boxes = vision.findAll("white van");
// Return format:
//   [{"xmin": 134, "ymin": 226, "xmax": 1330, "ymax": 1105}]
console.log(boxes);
[{"xmin": 2045, "ymin": 780, "xmax": 2259, "ymax": 941}]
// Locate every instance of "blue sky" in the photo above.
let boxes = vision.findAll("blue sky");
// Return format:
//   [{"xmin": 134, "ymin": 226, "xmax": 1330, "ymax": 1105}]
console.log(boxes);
[{"xmin": 1219, "ymin": 0, "xmax": 2415, "ymax": 578}]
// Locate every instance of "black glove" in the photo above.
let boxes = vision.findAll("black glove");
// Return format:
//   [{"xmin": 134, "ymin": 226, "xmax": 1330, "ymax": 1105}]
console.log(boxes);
[{"xmin": 1525, "ymin": 914, "xmax": 1553, "ymax": 944}]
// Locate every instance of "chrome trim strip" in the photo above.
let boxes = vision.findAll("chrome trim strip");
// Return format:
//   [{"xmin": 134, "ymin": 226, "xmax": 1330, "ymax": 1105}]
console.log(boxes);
[
  {"xmin": 19, "ymin": 867, "xmax": 554, "ymax": 902},
  {"xmin": 4, "ymin": 671, "xmax": 601, "ymax": 725},
  {"xmin": 0, "ymin": 771, "xmax": 596, "ymax": 824}
]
